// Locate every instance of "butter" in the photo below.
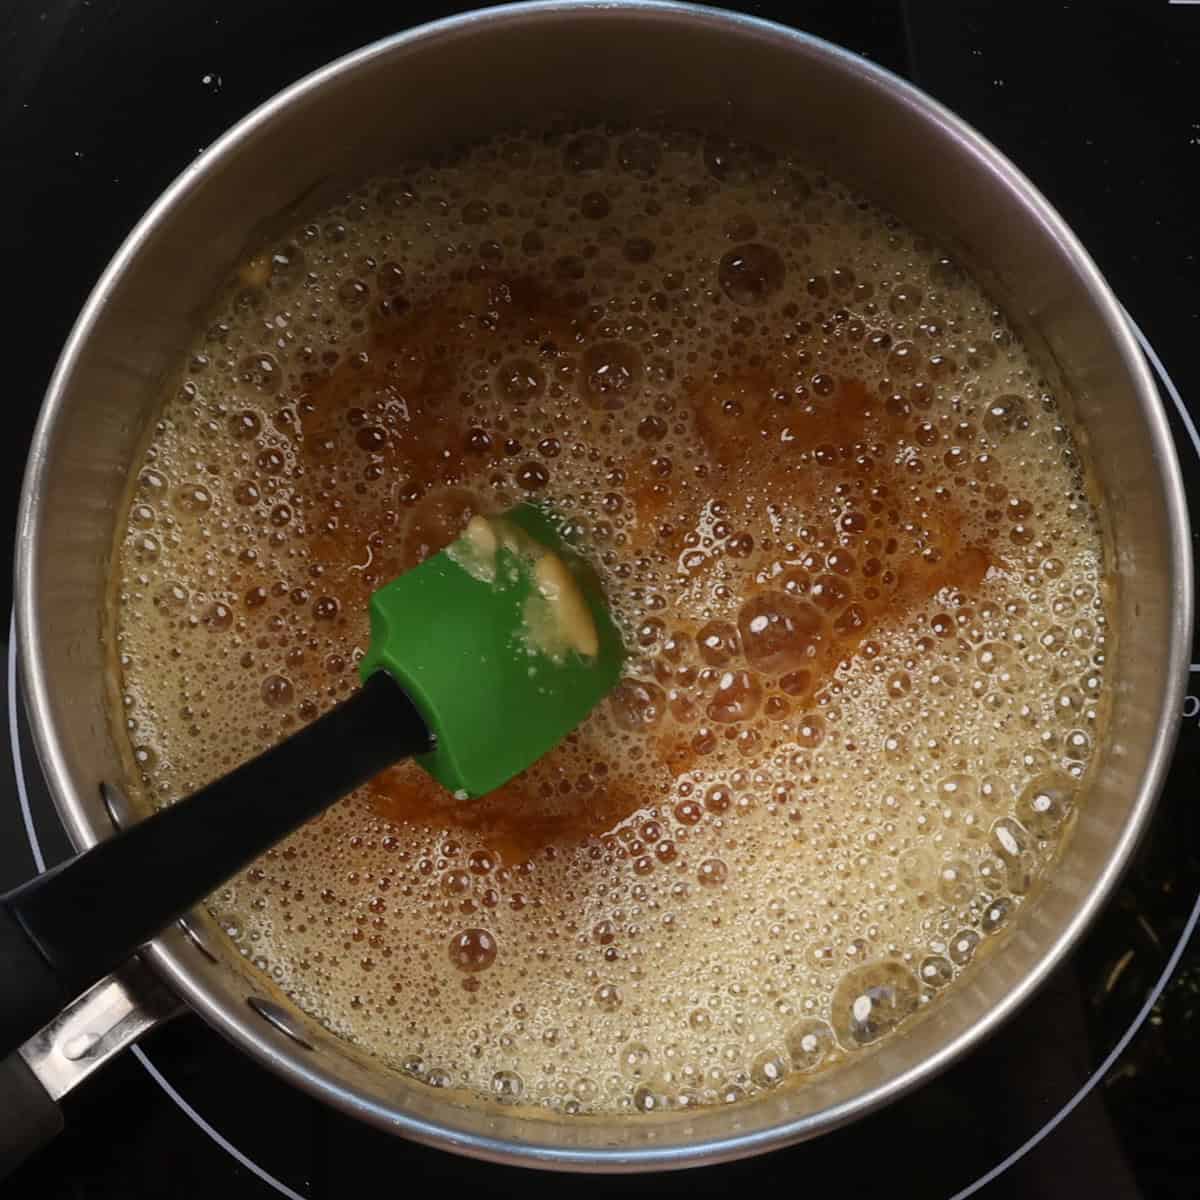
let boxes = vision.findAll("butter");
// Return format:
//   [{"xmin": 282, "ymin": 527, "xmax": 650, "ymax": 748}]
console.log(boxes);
[
  {"xmin": 447, "ymin": 512, "xmax": 599, "ymax": 661},
  {"xmin": 533, "ymin": 551, "xmax": 599, "ymax": 658},
  {"xmin": 447, "ymin": 514, "xmax": 502, "ymax": 583}
]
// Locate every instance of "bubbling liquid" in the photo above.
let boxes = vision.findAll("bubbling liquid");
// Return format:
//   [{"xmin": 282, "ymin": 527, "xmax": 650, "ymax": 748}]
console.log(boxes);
[{"xmin": 110, "ymin": 125, "xmax": 1110, "ymax": 1115}]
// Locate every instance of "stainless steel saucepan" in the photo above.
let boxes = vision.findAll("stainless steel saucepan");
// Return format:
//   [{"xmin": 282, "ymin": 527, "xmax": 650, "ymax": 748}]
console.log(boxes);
[{"xmin": 2, "ymin": 0, "xmax": 1190, "ymax": 1174}]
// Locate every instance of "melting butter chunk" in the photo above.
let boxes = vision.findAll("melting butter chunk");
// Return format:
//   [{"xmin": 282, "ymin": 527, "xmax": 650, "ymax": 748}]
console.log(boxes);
[
  {"xmin": 464, "ymin": 513, "xmax": 498, "ymax": 558},
  {"xmin": 533, "ymin": 550, "xmax": 599, "ymax": 659},
  {"xmin": 449, "ymin": 512, "xmax": 599, "ymax": 661},
  {"xmin": 447, "ymin": 514, "xmax": 502, "ymax": 583}
]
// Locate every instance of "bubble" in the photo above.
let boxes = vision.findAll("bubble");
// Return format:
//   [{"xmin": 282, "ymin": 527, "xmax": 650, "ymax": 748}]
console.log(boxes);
[
  {"xmin": 173, "ymin": 483, "xmax": 212, "ymax": 516},
  {"xmin": 990, "ymin": 817, "xmax": 1029, "ymax": 860},
  {"xmin": 261, "ymin": 675, "xmax": 294, "ymax": 708},
  {"xmin": 312, "ymin": 596, "xmax": 340, "ymax": 621},
  {"xmin": 610, "ymin": 679, "xmax": 666, "ymax": 731},
  {"xmin": 975, "ymin": 642, "xmax": 1012, "ymax": 674},
  {"xmin": 1070, "ymin": 619, "xmax": 1095, "ymax": 648},
  {"xmin": 497, "ymin": 358, "xmax": 545, "ymax": 403},
  {"xmin": 981, "ymin": 896, "xmax": 1014, "ymax": 934},
  {"xmin": 491, "ymin": 1070, "xmax": 524, "ymax": 1102},
  {"xmin": 782, "ymin": 1021, "xmax": 833, "ymax": 1077},
  {"xmin": 594, "ymin": 984, "xmax": 622, "ymax": 1011},
  {"xmin": 936, "ymin": 773, "xmax": 974, "ymax": 806},
  {"xmin": 780, "ymin": 670, "xmax": 812, "ymax": 697},
  {"xmin": 637, "ymin": 415, "xmax": 667, "ymax": 442},
  {"xmin": 919, "ymin": 955, "xmax": 953, "ymax": 989},
  {"xmin": 442, "ymin": 870, "xmax": 471, "ymax": 897},
  {"xmin": 619, "ymin": 1041, "xmax": 652, "ymax": 1078},
  {"xmin": 889, "ymin": 283, "xmax": 923, "ymax": 316},
  {"xmin": 203, "ymin": 601, "xmax": 232, "ymax": 631},
  {"xmin": 1016, "ymin": 774, "xmax": 1075, "ymax": 836},
  {"xmin": 930, "ymin": 255, "xmax": 962, "ymax": 287},
  {"xmin": 704, "ymin": 785, "xmax": 731, "ymax": 815},
  {"xmin": 582, "ymin": 341, "xmax": 642, "ymax": 410},
  {"xmin": 230, "ymin": 410, "xmax": 262, "ymax": 440},
  {"xmin": 138, "ymin": 468, "xmax": 169, "ymax": 498},
  {"xmin": 794, "ymin": 713, "xmax": 826, "ymax": 749},
  {"xmin": 516, "ymin": 462, "xmax": 550, "ymax": 491},
  {"xmin": 1064, "ymin": 728, "xmax": 1091, "ymax": 759},
  {"xmin": 995, "ymin": 660, "xmax": 1026, "ymax": 694},
  {"xmin": 238, "ymin": 352, "xmax": 281, "ymax": 394},
  {"xmin": 697, "ymin": 859, "xmax": 728, "ymax": 887},
  {"xmin": 937, "ymin": 860, "xmax": 974, "ymax": 905},
  {"xmin": 983, "ymin": 394, "xmax": 1030, "ymax": 438},
  {"xmin": 750, "ymin": 1049, "xmax": 789, "ymax": 1088},
  {"xmin": 697, "ymin": 620, "xmax": 740, "ymax": 666},
  {"xmin": 633, "ymin": 1085, "xmax": 665, "ymax": 1112},
  {"xmin": 449, "ymin": 928, "xmax": 497, "ymax": 972},
  {"xmin": 468, "ymin": 849, "xmax": 496, "ymax": 875},
  {"xmin": 1039, "ymin": 626, "xmax": 1068, "ymax": 654},
  {"xmin": 888, "ymin": 341, "xmax": 917, "ymax": 375},
  {"xmin": 265, "ymin": 242, "xmax": 307, "ymax": 287},
  {"xmin": 810, "ymin": 573, "xmax": 849, "ymax": 611},
  {"xmin": 718, "ymin": 244, "xmax": 785, "ymax": 306},
  {"xmin": 737, "ymin": 591, "xmax": 825, "ymax": 675},
  {"xmin": 154, "ymin": 582, "xmax": 189, "ymax": 612},
  {"xmin": 832, "ymin": 961, "xmax": 920, "ymax": 1047},
  {"xmin": 133, "ymin": 744, "xmax": 158, "ymax": 771},
  {"xmin": 706, "ymin": 670, "xmax": 762, "ymax": 723},
  {"xmin": 948, "ymin": 929, "xmax": 980, "ymax": 966},
  {"xmin": 337, "ymin": 279, "xmax": 370, "ymax": 310}
]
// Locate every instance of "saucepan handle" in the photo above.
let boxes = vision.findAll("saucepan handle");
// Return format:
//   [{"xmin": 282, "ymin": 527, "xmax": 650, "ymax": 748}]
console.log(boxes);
[
  {"xmin": 0, "ymin": 1052, "xmax": 63, "ymax": 1176},
  {"xmin": 0, "ymin": 671, "xmax": 422, "ymax": 1176},
  {"xmin": 0, "ymin": 672, "xmax": 421, "ymax": 1058},
  {"xmin": 0, "ymin": 902, "xmax": 78, "ymax": 1057},
  {"xmin": 0, "ymin": 955, "xmax": 181, "ymax": 1178}
]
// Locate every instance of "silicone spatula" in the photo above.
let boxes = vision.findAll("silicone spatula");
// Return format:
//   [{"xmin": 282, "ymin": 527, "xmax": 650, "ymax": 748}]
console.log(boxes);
[
  {"xmin": 0, "ymin": 503, "xmax": 624, "ymax": 1057},
  {"xmin": 361, "ymin": 501, "xmax": 625, "ymax": 798}
]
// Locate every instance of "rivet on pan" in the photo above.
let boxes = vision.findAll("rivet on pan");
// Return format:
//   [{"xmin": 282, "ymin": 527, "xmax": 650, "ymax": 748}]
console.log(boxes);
[
  {"xmin": 99, "ymin": 781, "xmax": 135, "ymax": 831},
  {"xmin": 247, "ymin": 996, "xmax": 314, "ymax": 1050},
  {"xmin": 177, "ymin": 915, "xmax": 220, "ymax": 963}
]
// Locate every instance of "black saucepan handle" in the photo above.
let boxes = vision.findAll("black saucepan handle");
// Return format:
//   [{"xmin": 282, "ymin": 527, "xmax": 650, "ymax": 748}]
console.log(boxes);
[
  {"xmin": 0, "ymin": 1051, "xmax": 64, "ymax": 1176},
  {"xmin": 0, "ymin": 671, "xmax": 430, "ymax": 1059}
]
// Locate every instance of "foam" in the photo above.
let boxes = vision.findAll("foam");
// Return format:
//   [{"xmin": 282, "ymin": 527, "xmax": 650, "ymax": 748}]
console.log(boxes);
[{"xmin": 110, "ymin": 125, "xmax": 1110, "ymax": 1114}]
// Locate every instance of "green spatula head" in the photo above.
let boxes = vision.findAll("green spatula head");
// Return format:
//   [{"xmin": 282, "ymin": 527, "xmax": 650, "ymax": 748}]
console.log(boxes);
[{"xmin": 358, "ymin": 504, "xmax": 625, "ymax": 799}]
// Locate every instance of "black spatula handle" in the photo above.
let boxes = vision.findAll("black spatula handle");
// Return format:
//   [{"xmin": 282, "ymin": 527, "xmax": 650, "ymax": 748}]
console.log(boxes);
[{"xmin": 0, "ymin": 671, "xmax": 429, "ymax": 1057}]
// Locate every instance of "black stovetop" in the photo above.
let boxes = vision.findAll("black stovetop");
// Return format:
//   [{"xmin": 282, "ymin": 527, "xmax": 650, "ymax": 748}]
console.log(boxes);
[{"xmin": 2, "ymin": 2, "xmax": 1198, "ymax": 1196}]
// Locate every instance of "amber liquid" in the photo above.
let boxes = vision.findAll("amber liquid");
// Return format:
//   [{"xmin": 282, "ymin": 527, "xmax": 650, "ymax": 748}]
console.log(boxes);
[{"xmin": 111, "ymin": 126, "xmax": 1109, "ymax": 1113}]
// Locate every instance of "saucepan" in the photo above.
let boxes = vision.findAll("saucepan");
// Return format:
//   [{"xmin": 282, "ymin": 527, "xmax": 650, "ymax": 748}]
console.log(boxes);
[{"xmin": 1, "ymin": 0, "xmax": 1189, "ymax": 1175}]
